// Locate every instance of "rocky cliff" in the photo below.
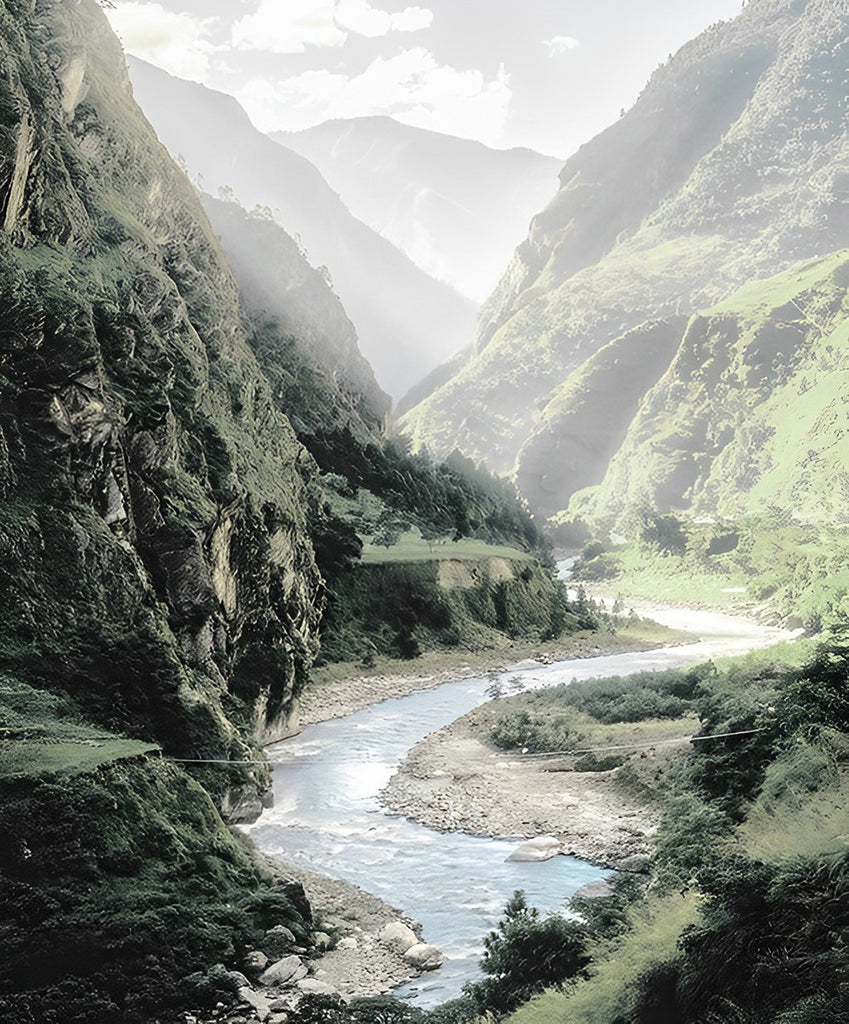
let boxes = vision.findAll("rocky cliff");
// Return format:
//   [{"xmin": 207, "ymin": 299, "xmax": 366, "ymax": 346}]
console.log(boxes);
[
  {"xmin": 0, "ymin": 0, "xmax": 326, "ymax": 760},
  {"xmin": 399, "ymin": 0, "xmax": 849, "ymax": 520}
]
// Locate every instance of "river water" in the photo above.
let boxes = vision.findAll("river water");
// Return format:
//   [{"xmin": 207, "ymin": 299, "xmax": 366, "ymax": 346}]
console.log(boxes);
[{"xmin": 246, "ymin": 603, "xmax": 791, "ymax": 1008}]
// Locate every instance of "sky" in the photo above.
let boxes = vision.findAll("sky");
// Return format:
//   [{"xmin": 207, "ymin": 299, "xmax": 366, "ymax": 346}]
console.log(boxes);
[{"xmin": 105, "ymin": 0, "xmax": 746, "ymax": 158}]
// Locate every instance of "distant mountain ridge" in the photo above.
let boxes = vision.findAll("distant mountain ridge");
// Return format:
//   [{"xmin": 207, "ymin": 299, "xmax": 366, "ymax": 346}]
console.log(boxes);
[
  {"xmin": 276, "ymin": 116, "xmax": 561, "ymax": 303},
  {"xmin": 399, "ymin": 0, "xmax": 849, "ymax": 527},
  {"xmin": 127, "ymin": 59, "xmax": 478, "ymax": 400}
]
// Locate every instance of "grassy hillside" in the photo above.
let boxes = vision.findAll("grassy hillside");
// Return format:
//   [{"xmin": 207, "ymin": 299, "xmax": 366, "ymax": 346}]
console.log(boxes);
[{"xmin": 399, "ymin": 0, "xmax": 849, "ymax": 517}]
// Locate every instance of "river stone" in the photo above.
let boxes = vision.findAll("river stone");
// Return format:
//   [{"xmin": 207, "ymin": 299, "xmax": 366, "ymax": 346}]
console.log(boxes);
[
  {"xmin": 297, "ymin": 978, "xmax": 339, "ymax": 996},
  {"xmin": 379, "ymin": 921, "xmax": 418, "ymax": 954},
  {"xmin": 505, "ymin": 835, "xmax": 562, "ymax": 862},
  {"xmin": 259, "ymin": 955, "xmax": 308, "ymax": 988},
  {"xmin": 238, "ymin": 986, "xmax": 270, "ymax": 1021},
  {"xmin": 403, "ymin": 943, "xmax": 444, "ymax": 971},
  {"xmin": 573, "ymin": 879, "xmax": 615, "ymax": 900},
  {"xmin": 227, "ymin": 970, "xmax": 252, "ymax": 989},
  {"xmin": 618, "ymin": 854, "xmax": 651, "ymax": 873},
  {"xmin": 243, "ymin": 950, "xmax": 269, "ymax": 976}
]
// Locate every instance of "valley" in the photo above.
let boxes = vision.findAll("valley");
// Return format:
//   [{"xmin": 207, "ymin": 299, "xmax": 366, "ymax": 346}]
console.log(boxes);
[{"xmin": 3, "ymin": 0, "xmax": 849, "ymax": 1022}]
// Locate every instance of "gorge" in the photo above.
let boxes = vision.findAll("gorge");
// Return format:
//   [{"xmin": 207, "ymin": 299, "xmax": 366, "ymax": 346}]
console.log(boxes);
[{"xmin": 3, "ymin": 1, "xmax": 849, "ymax": 1022}]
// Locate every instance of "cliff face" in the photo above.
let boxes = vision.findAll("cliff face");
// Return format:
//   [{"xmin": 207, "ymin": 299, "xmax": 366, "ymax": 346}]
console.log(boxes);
[
  {"xmin": 399, "ymin": 0, "xmax": 849, "ymax": 516},
  {"xmin": 0, "ymin": 0, "xmax": 324, "ymax": 758}
]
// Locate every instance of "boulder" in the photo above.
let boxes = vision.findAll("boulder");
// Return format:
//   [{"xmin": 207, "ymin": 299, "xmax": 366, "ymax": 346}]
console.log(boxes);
[
  {"xmin": 403, "ymin": 943, "xmax": 444, "ymax": 971},
  {"xmin": 506, "ymin": 836, "xmax": 562, "ymax": 862},
  {"xmin": 227, "ymin": 970, "xmax": 251, "ymax": 989},
  {"xmin": 618, "ymin": 854, "xmax": 651, "ymax": 873},
  {"xmin": 297, "ymin": 978, "xmax": 339, "ymax": 996},
  {"xmin": 337, "ymin": 937, "xmax": 358, "ymax": 950},
  {"xmin": 259, "ymin": 955, "xmax": 308, "ymax": 988},
  {"xmin": 243, "ymin": 950, "xmax": 270, "ymax": 977},
  {"xmin": 237, "ymin": 986, "xmax": 270, "ymax": 1022},
  {"xmin": 378, "ymin": 921, "xmax": 418, "ymax": 954},
  {"xmin": 264, "ymin": 924, "xmax": 298, "ymax": 957},
  {"xmin": 572, "ymin": 879, "xmax": 615, "ymax": 900}
]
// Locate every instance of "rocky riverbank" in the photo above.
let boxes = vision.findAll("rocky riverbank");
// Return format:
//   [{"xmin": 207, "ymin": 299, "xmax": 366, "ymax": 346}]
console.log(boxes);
[
  {"xmin": 179, "ymin": 862, "xmax": 442, "ymax": 1024},
  {"xmin": 381, "ymin": 713, "xmax": 659, "ymax": 869}
]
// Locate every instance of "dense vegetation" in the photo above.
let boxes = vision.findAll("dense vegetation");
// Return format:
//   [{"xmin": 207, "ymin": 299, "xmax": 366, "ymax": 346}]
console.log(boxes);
[
  {"xmin": 465, "ymin": 637, "xmax": 849, "ymax": 1024},
  {"xmin": 572, "ymin": 509, "xmax": 849, "ymax": 634}
]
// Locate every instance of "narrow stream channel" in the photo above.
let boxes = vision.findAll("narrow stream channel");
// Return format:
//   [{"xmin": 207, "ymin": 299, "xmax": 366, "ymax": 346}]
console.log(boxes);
[{"xmin": 246, "ymin": 604, "xmax": 791, "ymax": 1008}]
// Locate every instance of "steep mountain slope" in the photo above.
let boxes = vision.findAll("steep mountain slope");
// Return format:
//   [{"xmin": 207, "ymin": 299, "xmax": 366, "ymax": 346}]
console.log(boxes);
[
  {"xmin": 0, "ymin": 0, "xmax": 328, "ymax": 1016},
  {"xmin": 400, "ymin": 0, "xmax": 849, "ymax": 511},
  {"xmin": 277, "ymin": 116, "xmax": 561, "ymax": 303},
  {"xmin": 127, "ymin": 59, "xmax": 478, "ymax": 400},
  {"xmin": 201, "ymin": 194, "xmax": 390, "ymax": 439},
  {"xmin": 582, "ymin": 248, "xmax": 849, "ymax": 528},
  {"xmin": 0, "ymin": 3, "xmax": 587, "ymax": 1019}
]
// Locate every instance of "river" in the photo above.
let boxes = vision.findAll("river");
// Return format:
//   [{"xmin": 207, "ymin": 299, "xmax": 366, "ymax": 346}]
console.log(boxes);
[{"xmin": 246, "ymin": 603, "xmax": 792, "ymax": 1008}]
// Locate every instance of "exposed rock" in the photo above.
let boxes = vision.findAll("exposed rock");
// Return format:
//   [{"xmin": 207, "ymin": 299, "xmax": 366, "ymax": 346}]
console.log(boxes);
[
  {"xmin": 296, "ymin": 978, "xmax": 340, "ymax": 996},
  {"xmin": 505, "ymin": 835, "xmax": 563, "ymax": 862},
  {"xmin": 264, "ymin": 924, "xmax": 298, "ymax": 958},
  {"xmin": 242, "ymin": 951, "xmax": 269, "ymax": 977},
  {"xmin": 259, "ymin": 956, "xmax": 308, "ymax": 988},
  {"xmin": 618, "ymin": 854, "xmax": 652, "ymax": 874},
  {"xmin": 402, "ymin": 943, "xmax": 444, "ymax": 971},
  {"xmin": 313, "ymin": 931, "xmax": 332, "ymax": 951},
  {"xmin": 237, "ymin": 986, "xmax": 270, "ymax": 1021},
  {"xmin": 573, "ymin": 879, "xmax": 615, "ymax": 901},
  {"xmin": 336, "ymin": 937, "xmax": 358, "ymax": 950},
  {"xmin": 378, "ymin": 921, "xmax": 418, "ymax": 954}
]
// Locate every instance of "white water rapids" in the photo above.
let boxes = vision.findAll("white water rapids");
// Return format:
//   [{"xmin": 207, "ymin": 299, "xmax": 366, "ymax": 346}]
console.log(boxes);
[{"xmin": 246, "ymin": 599, "xmax": 793, "ymax": 1007}]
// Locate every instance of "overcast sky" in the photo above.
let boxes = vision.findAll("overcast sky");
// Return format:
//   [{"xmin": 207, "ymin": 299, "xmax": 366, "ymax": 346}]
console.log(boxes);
[{"xmin": 106, "ymin": 0, "xmax": 745, "ymax": 157}]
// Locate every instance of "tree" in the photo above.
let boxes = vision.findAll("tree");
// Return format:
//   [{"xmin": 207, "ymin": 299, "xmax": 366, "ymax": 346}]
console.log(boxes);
[{"xmin": 467, "ymin": 891, "xmax": 589, "ymax": 1016}]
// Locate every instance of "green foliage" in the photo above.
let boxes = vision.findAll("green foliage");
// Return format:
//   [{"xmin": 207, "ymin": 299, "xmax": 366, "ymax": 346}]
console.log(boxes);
[
  {"xmin": 466, "ymin": 891, "xmax": 589, "ymax": 1017},
  {"xmin": 307, "ymin": 430, "xmax": 545, "ymax": 555},
  {"xmin": 0, "ymin": 758, "xmax": 312, "ymax": 1023}
]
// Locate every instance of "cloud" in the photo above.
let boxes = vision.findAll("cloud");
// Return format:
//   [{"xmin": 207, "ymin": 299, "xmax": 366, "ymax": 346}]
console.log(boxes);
[
  {"xmin": 237, "ymin": 47, "xmax": 511, "ymax": 146},
  {"xmin": 335, "ymin": 1, "xmax": 433, "ymax": 37},
  {"xmin": 106, "ymin": 3, "xmax": 217, "ymax": 80},
  {"xmin": 544, "ymin": 35, "xmax": 580, "ymax": 55},
  {"xmin": 232, "ymin": 1, "xmax": 346, "ymax": 54},
  {"xmin": 232, "ymin": 0, "xmax": 433, "ymax": 54}
]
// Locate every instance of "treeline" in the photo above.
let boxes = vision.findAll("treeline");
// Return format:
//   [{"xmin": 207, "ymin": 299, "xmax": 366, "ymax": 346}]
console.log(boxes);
[{"xmin": 306, "ymin": 428, "xmax": 545, "ymax": 554}]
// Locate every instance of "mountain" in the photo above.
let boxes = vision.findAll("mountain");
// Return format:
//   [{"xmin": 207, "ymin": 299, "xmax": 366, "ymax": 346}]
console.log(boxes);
[
  {"xmin": 126, "ymin": 59, "xmax": 478, "ymax": 400},
  {"xmin": 581, "ymin": 247, "xmax": 849, "ymax": 530},
  {"xmin": 0, "ymin": 5, "xmax": 578, "ymax": 1016},
  {"xmin": 276, "ymin": 116, "xmax": 561, "ymax": 303},
  {"xmin": 400, "ymin": 0, "xmax": 849, "ymax": 516},
  {"xmin": 200, "ymin": 193, "xmax": 391, "ymax": 439}
]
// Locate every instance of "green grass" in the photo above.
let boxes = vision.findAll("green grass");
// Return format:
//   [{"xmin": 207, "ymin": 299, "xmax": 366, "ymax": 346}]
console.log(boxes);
[
  {"xmin": 360, "ymin": 530, "xmax": 533, "ymax": 564},
  {"xmin": 0, "ymin": 678, "xmax": 159, "ymax": 778},
  {"xmin": 505, "ymin": 893, "xmax": 701, "ymax": 1024},
  {"xmin": 0, "ymin": 738, "xmax": 159, "ymax": 778}
]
